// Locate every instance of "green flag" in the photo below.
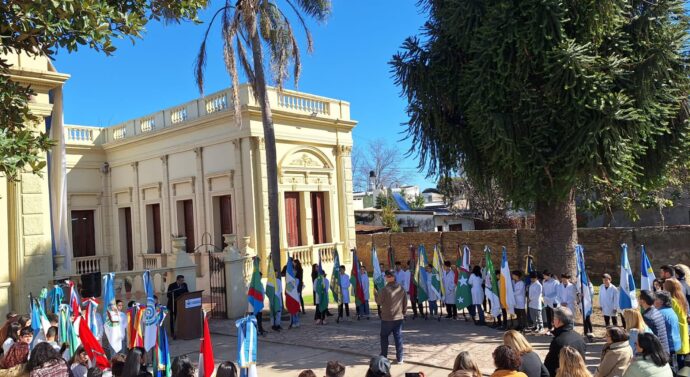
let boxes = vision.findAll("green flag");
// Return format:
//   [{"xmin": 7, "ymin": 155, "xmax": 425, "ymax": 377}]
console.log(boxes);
[
  {"xmin": 315, "ymin": 276, "xmax": 328, "ymax": 312},
  {"xmin": 455, "ymin": 245, "xmax": 472, "ymax": 309},
  {"xmin": 330, "ymin": 251, "xmax": 341, "ymax": 303},
  {"xmin": 415, "ymin": 245, "xmax": 429, "ymax": 302},
  {"xmin": 484, "ymin": 247, "xmax": 501, "ymax": 318}
]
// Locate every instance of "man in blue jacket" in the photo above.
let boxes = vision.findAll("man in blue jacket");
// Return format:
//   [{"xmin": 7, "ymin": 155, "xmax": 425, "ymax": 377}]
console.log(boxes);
[{"xmin": 639, "ymin": 290, "xmax": 670, "ymax": 355}]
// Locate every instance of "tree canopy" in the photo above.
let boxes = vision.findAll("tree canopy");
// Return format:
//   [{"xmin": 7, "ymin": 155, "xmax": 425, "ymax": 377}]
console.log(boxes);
[{"xmin": 391, "ymin": 0, "xmax": 690, "ymax": 209}]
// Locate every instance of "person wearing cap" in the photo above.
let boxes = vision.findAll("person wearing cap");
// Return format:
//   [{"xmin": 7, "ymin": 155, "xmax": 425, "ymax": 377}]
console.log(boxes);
[
  {"xmin": 375, "ymin": 269, "xmax": 408, "ymax": 365},
  {"xmin": 366, "ymin": 355, "xmax": 392, "ymax": 377},
  {"xmin": 599, "ymin": 273, "xmax": 620, "ymax": 327}
]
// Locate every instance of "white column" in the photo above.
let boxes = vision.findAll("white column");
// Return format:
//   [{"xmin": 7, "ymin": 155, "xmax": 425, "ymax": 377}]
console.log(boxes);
[
  {"xmin": 131, "ymin": 162, "xmax": 143, "ymax": 269},
  {"xmin": 161, "ymin": 155, "xmax": 171, "ymax": 254}
]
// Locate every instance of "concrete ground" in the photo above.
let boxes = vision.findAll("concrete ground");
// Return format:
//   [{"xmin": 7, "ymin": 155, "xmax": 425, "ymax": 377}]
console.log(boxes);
[{"xmin": 168, "ymin": 305, "xmax": 605, "ymax": 377}]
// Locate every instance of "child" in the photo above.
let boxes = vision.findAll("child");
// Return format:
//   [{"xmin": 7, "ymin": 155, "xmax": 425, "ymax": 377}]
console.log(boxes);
[
  {"xmin": 512, "ymin": 270, "xmax": 527, "ymax": 330},
  {"xmin": 443, "ymin": 261, "xmax": 458, "ymax": 319},
  {"xmin": 558, "ymin": 273, "xmax": 577, "ymax": 313},
  {"xmin": 599, "ymin": 273, "xmax": 619, "ymax": 326},
  {"xmin": 542, "ymin": 271, "xmax": 559, "ymax": 331},
  {"xmin": 426, "ymin": 264, "xmax": 439, "ymax": 317},
  {"xmin": 359, "ymin": 265, "xmax": 371, "ymax": 319},
  {"xmin": 272, "ymin": 274, "xmax": 283, "ymax": 331},
  {"xmin": 527, "ymin": 271, "xmax": 543, "ymax": 332},
  {"xmin": 338, "ymin": 265, "xmax": 351, "ymax": 323}
]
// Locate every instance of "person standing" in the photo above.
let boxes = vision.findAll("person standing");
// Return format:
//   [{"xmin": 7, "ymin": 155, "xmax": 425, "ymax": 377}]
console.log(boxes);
[
  {"xmin": 639, "ymin": 290, "xmax": 670, "ymax": 355},
  {"xmin": 512, "ymin": 271, "xmax": 527, "ymax": 331},
  {"xmin": 360, "ymin": 265, "xmax": 371, "ymax": 319},
  {"xmin": 166, "ymin": 274, "xmax": 188, "ymax": 339},
  {"xmin": 468, "ymin": 266, "xmax": 485, "ymax": 325},
  {"xmin": 663, "ymin": 279, "xmax": 689, "ymax": 368},
  {"xmin": 542, "ymin": 271, "xmax": 560, "ymax": 331},
  {"xmin": 543, "ymin": 307, "xmax": 587, "ymax": 377},
  {"xmin": 528, "ymin": 272, "xmax": 543, "ymax": 333},
  {"xmin": 558, "ymin": 274, "xmax": 577, "ymax": 314},
  {"xmin": 374, "ymin": 269, "xmax": 408, "ymax": 364},
  {"xmin": 654, "ymin": 291, "xmax": 681, "ymax": 369},
  {"xmin": 337, "ymin": 265, "xmax": 351, "ymax": 323},
  {"xmin": 295, "ymin": 259, "xmax": 305, "ymax": 314},
  {"xmin": 599, "ymin": 274, "xmax": 619, "ymax": 327},
  {"xmin": 443, "ymin": 261, "xmax": 458, "ymax": 319}
]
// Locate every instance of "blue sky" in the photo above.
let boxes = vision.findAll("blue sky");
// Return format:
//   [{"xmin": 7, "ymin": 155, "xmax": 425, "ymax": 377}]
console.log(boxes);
[{"xmin": 55, "ymin": 0, "xmax": 437, "ymax": 189}]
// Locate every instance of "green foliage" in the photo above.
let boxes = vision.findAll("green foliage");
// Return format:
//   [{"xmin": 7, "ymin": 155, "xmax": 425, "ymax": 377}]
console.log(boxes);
[
  {"xmin": 408, "ymin": 194, "xmax": 426, "ymax": 210},
  {"xmin": 0, "ymin": 0, "xmax": 208, "ymax": 181},
  {"xmin": 391, "ymin": 0, "xmax": 690, "ymax": 208},
  {"xmin": 381, "ymin": 204, "xmax": 400, "ymax": 233},
  {"xmin": 375, "ymin": 192, "xmax": 392, "ymax": 209}
]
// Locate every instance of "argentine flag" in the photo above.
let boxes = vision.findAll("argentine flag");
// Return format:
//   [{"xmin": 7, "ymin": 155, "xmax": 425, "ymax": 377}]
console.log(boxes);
[
  {"xmin": 575, "ymin": 245, "xmax": 592, "ymax": 318},
  {"xmin": 499, "ymin": 247, "xmax": 516, "ymax": 315},
  {"xmin": 640, "ymin": 245, "xmax": 656, "ymax": 291},
  {"xmin": 619, "ymin": 244, "xmax": 638, "ymax": 309}
]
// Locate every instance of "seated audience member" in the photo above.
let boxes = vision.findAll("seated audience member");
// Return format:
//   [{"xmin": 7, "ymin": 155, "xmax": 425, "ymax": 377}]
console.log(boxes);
[
  {"xmin": 555, "ymin": 346, "xmax": 592, "ymax": 377},
  {"xmin": 110, "ymin": 354, "xmax": 127, "ymax": 377},
  {"xmin": 449, "ymin": 351, "xmax": 482, "ymax": 377},
  {"xmin": 325, "ymin": 361, "xmax": 346, "ymax": 377},
  {"xmin": 171, "ymin": 356, "xmax": 195, "ymax": 377},
  {"xmin": 87, "ymin": 367, "xmax": 103, "ymax": 377},
  {"xmin": 366, "ymin": 356, "xmax": 391, "ymax": 377},
  {"xmin": 122, "ymin": 348, "xmax": 150, "ymax": 377},
  {"xmin": 214, "ymin": 362, "xmax": 238, "ymax": 377},
  {"xmin": 1, "ymin": 322, "xmax": 21, "ymax": 355},
  {"xmin": 544, "ymin": 307, "xmax": 586, "ymax": 377},
  {"xmin": 0, "ymin": 327, "xmax": 33, "ymax": 369},
  {"xmin": 594, "ymin": 327, "xmax": 633, "ymax": 377},
  {"xmin": 44, "ymin": 327, "xmax": 60, "ymax": 352},
  {"xmin": 298, "ymin": 371, "xmax": 316, "ymax": 377},
  {"xmin": 26, "ymin": 342, "xmax": 69, "ymax": 377},
  {"xmin": 490, "ymin": 345, "xmax": 527, "ymax": 377},
  {"xmin": 623, "ymin": 333, "xmax": 673, "ymax": 377},
  {"xmin": 623, "ymin": 309, "xmax": 652, "ymax": 355},
  {"xmin": 503, "ymin": 330, "xmax": 549, "ymax": 377},
  {"xmin": 68, "ymin": 347, "xmax": 89, "ymax": 377}
]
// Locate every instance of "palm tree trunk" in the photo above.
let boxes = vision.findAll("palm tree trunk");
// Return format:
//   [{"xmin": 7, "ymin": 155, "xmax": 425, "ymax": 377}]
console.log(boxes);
[
  {"xmin": 534, "ymin": 189, "xmax": 578, "ymax": 277},
  {"xmin": 249, "ymin": 26, "xmax": 282, "ymax": 273}
]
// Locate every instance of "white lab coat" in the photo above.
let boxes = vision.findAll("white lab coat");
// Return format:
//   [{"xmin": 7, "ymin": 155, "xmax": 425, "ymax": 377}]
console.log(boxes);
[
  {"xmin": 558, "ymin": 282, "xmax": 578, "ymax": 313},
  {"xmin": 469, "ymin": 274, "xmax": 485, "ymax": 305},
  {"xmin": 443, "ymin": 270, "xmax": 457, "ymax": 304},
  {"xmin": 340, "ymin": 274, "xmax": 351, "ymax": 304},
  {"xmin": 395, "ymin": 269, "xmax": 405, "ymax": 289},
  {"xmin": 513, "ymin": 280, "xmax": 526, "ymax": 309},
  {"xmin": 543, "ymin": 278, "xmax": 560, "ymax": 307},
  {"xmin": 599, "ymin": 284, "xmax": 619, "ymax": 316},
  {"xmin": 359, "ymin": 273, "xmax": 370, "ymax": 301},
  {"xmin": 528, "ymin": 280, "xmax": 543, "ymax": 310},
  {"xmin": 399, "ymin": 270, "xmax": 411, "ymax": 293}
]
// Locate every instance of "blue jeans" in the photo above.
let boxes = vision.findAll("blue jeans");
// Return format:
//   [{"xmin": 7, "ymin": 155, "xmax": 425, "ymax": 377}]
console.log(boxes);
[
  {"xmin": 468, "ymin": 304, "xmax": 485, "ymax": 321},
  {"xmin": 380, "ymin": 319, "xmax": 404, "ymax": 362},
  {"xmin": 358, "ymin": 301, "xmax": 370, "ymax": 316},
  {"xmin": 429, "ymin": 301, "xmax": 438, "ymax": 315}
]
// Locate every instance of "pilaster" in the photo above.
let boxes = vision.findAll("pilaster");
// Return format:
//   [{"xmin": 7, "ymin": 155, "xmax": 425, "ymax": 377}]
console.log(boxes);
[
  {"xmin": 336, "ymin": 144, "xmax": 355, "ymax": 262},
  {"xmin": 161, "ymin": 155, "xmax": 171, "ymax": 254},
  {"xmin": 194, "ymin": 147, "xmax": 207, "ymax": 251}
]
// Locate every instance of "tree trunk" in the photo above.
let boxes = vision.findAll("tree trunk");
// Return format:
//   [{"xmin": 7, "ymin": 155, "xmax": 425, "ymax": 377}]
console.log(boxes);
[
  {"xmin": 249, "ymin": 26, "xmax": 281, "ymax": 273},
  {"xmin": 534, "ymin": 189, "xmax": 578, "ymax": 277}
]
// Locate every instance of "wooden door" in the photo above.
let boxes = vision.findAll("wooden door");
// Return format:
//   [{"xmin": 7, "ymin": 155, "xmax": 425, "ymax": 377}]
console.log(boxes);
[
  {"xmin": 71, "ymin": 210, "xmax": 96, "ymax": 258},
  {"xmin": 151, "ymin": 203, "xmax": 162, "ymax": 253},
  {"xmin": 310, "ymin": 192, "xmax": 327, "ymax": 244},
  {"xmin": 284, "ymin": 192, "xmax": 302, "ymax": 247},
  {"xmin": 124, "ymin": 207, "xmax": 133, "ymax": 270},
  {"xmin": 183, "ymin": 200, "xmax": 195, "ymax": 253},
  {"xmin": 219, "ymin": 196, "xmax": 233, "ymax": 249}
]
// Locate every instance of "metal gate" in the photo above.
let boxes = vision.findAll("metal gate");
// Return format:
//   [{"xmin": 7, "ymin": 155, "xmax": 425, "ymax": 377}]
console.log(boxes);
[{"xmin": 208, "ymin": 252, "xmax": 227, "ymax": 318}]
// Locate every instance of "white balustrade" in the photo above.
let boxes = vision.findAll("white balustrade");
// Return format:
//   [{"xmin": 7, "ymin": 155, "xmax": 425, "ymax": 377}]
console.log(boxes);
[
  {"xmin": 140, "ymin": 116, "xmax": 156, "ymax": 133},
  {"xmin": 244, "ymin": 257, "xmax": 253, "ymax": 283},
  {"xmin": 112, "ymin": 125, "xmax": 127, "ymax": 140},
  {"xmin": 286, "ymin": 245, "xmax": 312, "ymax": 266},
  {"xmin": 170, "ymin": 107, "xmax": 188, "ymax": 124},
  {"xmin": 278, "ymin": 93, "xmax": 330, "ymax": 115},
  {"xmin": 65, "ymin": 126, "xmax": 101, "ymax": 144},
  {"xmin": 73, "ymin": 255, "xmax": 110, "ymax": 275},
  {"xmin": 205, "ymin": 92, "xmax": 228, "ymax": 114},
  {"xmin": 141, "ymin": 253, "xmax": 165, "ymax": 270}
]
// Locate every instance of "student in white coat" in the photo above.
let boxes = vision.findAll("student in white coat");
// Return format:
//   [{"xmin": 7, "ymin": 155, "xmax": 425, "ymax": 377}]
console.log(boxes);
[
  {"xmin": 599, "ymin": 273, "xmax": 619, "ymax": 326},
  {"xmin": 338, "ymin": 265, "xmax": 351, "ymax": 322},
  {"xmin": 469, "ymin": 265, "xmax": 486, "ymax": 325},
  {"xmin": 558, "ymin": 273, "xmax": 578, "ymax": 313},
  {"xmin": 542, "ymin": 271, "xmax": 560, "ymax": 330},
  {"xmin": 527, "ymin": 271, "xmax": 544, "ymax": 332},
  {"xmin": 512, "ymin": 270, "xmax": 527, "ymax": 330},
  {"xmin": 442, "ymin": 261, "xmax": 458, "ymax": 319},
  {"xmin": 359, "ymin": 265, "xmax": 371, "ymax": 319}
]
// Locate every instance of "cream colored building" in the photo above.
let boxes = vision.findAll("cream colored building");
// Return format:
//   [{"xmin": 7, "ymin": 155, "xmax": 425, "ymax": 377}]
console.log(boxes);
[{"xmin": 1, "ymin": 53, "xmax": 357, "ymax": 317}]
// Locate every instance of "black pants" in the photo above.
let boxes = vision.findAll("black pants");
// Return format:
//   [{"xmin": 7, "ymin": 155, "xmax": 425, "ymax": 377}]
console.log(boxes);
[
  {"xmin": 604, "ymin": 315, "xmax": 618, "ymax": 327},
  {"xmin": 515, "ymin": 308, "xmax": 527, "ymax": 330},
  {"xmin": 256, "ymin": 312, "xmax": 266, "ymax": 333},
  {"xmin": 618, "ymin": 313, "xmax": 626, "ymax": 328},
  {"xmin": 338, "ymin": 303, "xmax": 350, "ymax": 318},
  {"xmin": 314, "ymin": 308, "xmax": 327, "ymax": 320},
  {"xmin": 545, "ymin": 306, "xmax": 554, "ymax": 329},
  {"xmin": 501, "ymin": 308, "xmax": 508, "ymax": 327},
  {"xmin": 169, "ymin": 309, "xmax": 176, "ymax": 338},
  {"xmin": 445, "ymin": 304, "xmax": 458, "ymax": 318},
  {"xmin": 584, "ymin": 315, "xmax": 593, "ymax": 335},
  {"xmin": 411, "ymin": 298, "xmax": 424, "ymax": 317}
]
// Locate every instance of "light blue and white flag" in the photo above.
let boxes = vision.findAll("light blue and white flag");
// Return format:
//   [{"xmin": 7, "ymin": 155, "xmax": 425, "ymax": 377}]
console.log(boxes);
[
  {"xmin": 143, "ymin": 270, "xmax": 158, "ymax": 351},
  {"xmin": 640, "ymin": 245, "xmax": 656, "ymax": 291},
  {"xmin": 236, "ymin": 315, "xmax": 258, "ymax": 377},
  {"xmin": 619, "ymin": 243, "xmax": 638, "ymax": 309},
  {"xmin": 372, "ymin": 246, "xmax": 385, "ymax": 291},
  {"xmin": 575, "ymin": 245, "xmax": 593, "ymax": 318},
  {"xmin": 102, "ymin": 273, "xmax": 122, "ymax": 352}
]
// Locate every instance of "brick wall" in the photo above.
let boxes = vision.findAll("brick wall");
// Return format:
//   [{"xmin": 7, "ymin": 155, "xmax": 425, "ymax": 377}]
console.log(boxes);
[{"xmin": 355, "ymin": 226, "xmax": 690, "ymax": 282}]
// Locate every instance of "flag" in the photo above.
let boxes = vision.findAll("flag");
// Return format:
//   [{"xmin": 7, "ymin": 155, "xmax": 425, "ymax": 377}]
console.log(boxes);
[
  {"xmin": 388, "ymin": 247, "xmax": 395, "ymax": 269},
  {"xmin": 266, "ymin": 257, "xmax": 281, "ymax": 317},
  {"xmin": 50, "ymin": 285, "xmax": 64, "ymax": 314},
  {"xmin": 640, "ymin": 245, "xmax": 656, "ymax": 291},
  {"xmin": 431, "ymin": 245, "xmax": 444, "ymax": 299},
  {"xmin": 83, "ymin": 297, "xmax": 100, "ymax": 339},
  {"xmin": 285, "ymin": 256, "xmax": 301, "ymax": 315},
  {"xmin": 372, "ymin": 246, "xmax": 385, "ymax": 291},
  {"xmin": 351, "ymin": 250, "xmax": 365, "ymax": 306},
  {"xmin": 619, "ymin": 243, "xmax": 639, "ymax": 309},
  {"xmin": 143, "ymin": 270, "xmax": 158, "ymax": 351},
  {"xmin": 247, "ymin": 257, "xmax": 264, "ymax": 315},
  {"xmin": 199, "ymin": 313, "xmax": 215, "ymax": 377},
  {"xmin": 127, "ymin": 305, "xmax": 145, "ymax": 349},
  {"xmin": 78, "ymin": 313, "xmax": 110, "ymax": 370},
  {"xmin": 524, "ymin": 253, "xmax": 535, "ymax": 286},
  {"xmin": 330, "ymin": 250, "xmax": 342, "ymax": 303},
  {"xmin": 315, "ymin": 274, "xmax": 328, "ymax": 313},
  {"xmin": 415, "ymin": 245, "xmax": 429, "ymax": 302},
  {"xmin": 236, "ymin": 316, "xmax": 258, "ymax": 370},
  {"xmin": 59, "ymin": 304, "xmax": 80, "ymax": 358},
  {"xmin": 484, "ymin": 247, "xmax": 501, "ymax": 317},
  {"xmin": 103, "ymin": 273, "xmax": 122, "ymax": 353},
  {"xmin": 575, "ymin": 245, "xmax": 593, "ymax": 318},
  {"xmin": 499, "ymin": 247, "xmax": 516, "ymax": 315},
  {"xmin": 456, "ymin": 246, "xmax": 472, "ymax": 310},
  {"xmin": 455, "ymin": 246, "xmax": 463, "ymax": 284},
  {"xmin": 154, "ymin": 308, "xmax": 171, "ymax": 377},
  {"xmin": 408, "ymin": 246, "xmax": 417, "ymax": 299},
  {"xmin": 30, "ymin": 296, "xmax": 51, "ymax": 347},
  {"xmin": 67, "ymin": 280, "xmax": 80, "ymax": 317},
  {"xmin": 39, "ymin": 288, "xmax": 48, "ymax": 314}
]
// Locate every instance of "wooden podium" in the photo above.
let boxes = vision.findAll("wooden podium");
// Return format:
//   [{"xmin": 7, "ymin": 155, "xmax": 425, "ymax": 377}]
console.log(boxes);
[{"xmin": 175, "ymin": 290, "xmax": 203, "ymax": 340}]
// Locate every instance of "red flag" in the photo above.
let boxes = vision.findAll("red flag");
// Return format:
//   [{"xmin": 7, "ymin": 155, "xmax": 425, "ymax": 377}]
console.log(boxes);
[
  {"xmin": 68, "ymin": 281, "xmax": 80, "ymax": 317},
  {"xmin": 198, "ymin": 313, "xmax": 215, "ymax": 377},
  {"xmin": 77, "ymin": 316, "xmax": 110, "ymax": 370}
]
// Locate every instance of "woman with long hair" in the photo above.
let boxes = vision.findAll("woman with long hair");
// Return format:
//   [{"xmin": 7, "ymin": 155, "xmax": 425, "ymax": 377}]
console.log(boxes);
[
  {"xmin": 623, "ymin": 333, "xmax": 672, "ymax": 377},
  {"xmin": 594, "ymin": 327, "xmax": 633, "ymax": 377},
  {"xmin": 663, "ymin": 278, "xmax": 689, "ymax": 367},
  {"xmin": 26, "ymin": 342, "xmax": 69, "ymax": 377},
  {"xmin": 490, "ymin": 345, "xmax": 527, "ymax": 377},
  {"xmin": 215, "ymin": 362, "xmax": 238, "ymax": 377},
  {"xmin": 122, "ymin": 347, "xmax": 150, "ymax": 377},
  {"xmin": 171, "ymin": 355, "xmax": 195, "ymax": 377},
  {"xmin": 449, "ymin": 351, "xmax": 482, "ymax": 377},
  {"xmin": 68, "ymin": 346, "xmax": 89, "ymax": 377},
  {"xmin": 2, "ymin": 321, "xmax": 21, "ymax": 354},
  {"xmin": 623, "ymin": 309, "xmax": 652, "ymax": 355},
  {"xmin": 555, "ymin": 346, "xmax": 592, "ymax": 377},
  {"xmin": 503, "ymin": 330, "xmax": 548, "ymax": 377}
]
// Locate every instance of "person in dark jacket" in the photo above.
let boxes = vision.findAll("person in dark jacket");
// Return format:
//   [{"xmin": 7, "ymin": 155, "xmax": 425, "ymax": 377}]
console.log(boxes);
[
  {"xmin": 638, "ymin": 290, "xmax": 670, "ymax": 355},
  {"xmin": 544, "ymin": 307, "xmax": 586, "ymax": 377}
]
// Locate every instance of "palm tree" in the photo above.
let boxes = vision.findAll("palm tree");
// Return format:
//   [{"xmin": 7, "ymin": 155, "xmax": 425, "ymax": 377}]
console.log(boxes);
[{"xmin": 195, "ymin": 0, "xmax": 331, "ymax": 273}]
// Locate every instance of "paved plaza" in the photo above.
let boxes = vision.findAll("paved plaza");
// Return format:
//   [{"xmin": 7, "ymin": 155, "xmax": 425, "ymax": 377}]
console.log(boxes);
[{"xmin": 168, "ymin": 306, "xmax": 605, "ymax": 376}]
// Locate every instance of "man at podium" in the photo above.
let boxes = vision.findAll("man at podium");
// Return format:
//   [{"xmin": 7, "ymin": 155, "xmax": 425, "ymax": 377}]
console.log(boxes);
[{"xmin": 166, "ymin": 274, "xmax": 189, "ymax": 338}]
